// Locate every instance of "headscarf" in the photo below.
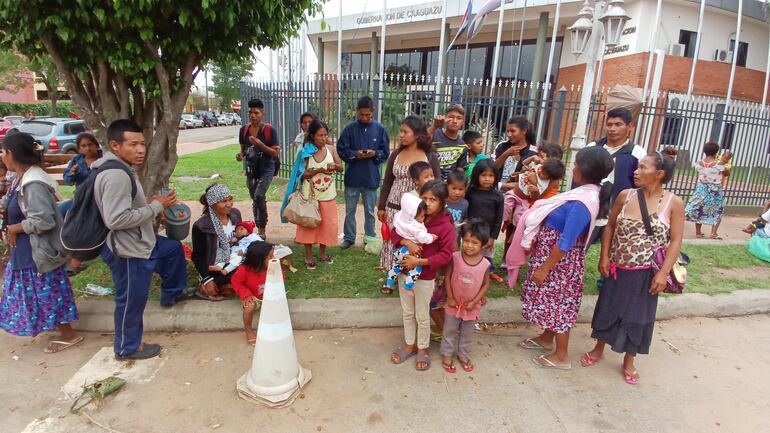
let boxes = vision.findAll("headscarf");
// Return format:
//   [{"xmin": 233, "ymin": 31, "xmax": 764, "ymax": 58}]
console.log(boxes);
[
  {"xmin": 205, "ymin": 183, "xmax": 233, "ymax": 264},
  {"xmin": 280, "ymin": 143, "xmax": 318, "ymax": 223}
]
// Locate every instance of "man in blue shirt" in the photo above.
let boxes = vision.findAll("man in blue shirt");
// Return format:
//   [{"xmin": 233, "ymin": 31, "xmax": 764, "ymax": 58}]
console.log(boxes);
[{"xmin": 337, "ymin": 96, "xmax": 390, "ymax": 249}]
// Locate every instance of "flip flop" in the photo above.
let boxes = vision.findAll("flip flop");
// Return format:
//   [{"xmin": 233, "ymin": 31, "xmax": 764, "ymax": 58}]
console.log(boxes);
[
  {"xmin": 441, "ymin": 358, "xmax": 456, "ymax": 373},
  {"xmin": 195, "ymin": 290, "xmax": 225, "ymax": 301},
  {"xmin": 247, "ymin": 338, "xmax": 256, "ymax": 347},
  {"xmin": 518, "ymin": 338, "xmax": 551, "ymax": 351},
  {"xmin": 318, "ymin": 255, "xmax": 333, "ymax": 264},
  {"xmin": 532, "ymin": 354, "xmax": 572, "ymax": 370},
  {"xmin": 580, "ymin": 352, "xmax": 605, "ymax": 367},
  {"xmin": 390, "ymin": 347, "xmax": 416, "ymax": 364},
  {"xmin": 623, "ymin": 367, "xmax": 640, "ymax": 385},
  {"xmin": 489, "ymin": 273, "xmax": 504, "ymax": 283},
  {"xmin": 457, "ymin": 356, "xmax": 474, "ymax": 372},
  {"xmin": 709, "ymin": 234, "xmax": 723, "ymax": 240},
  {"xmin": 695, "ymin": 233, "xmax": 705, "ymax": 238},
  {"xmin": 43, "ymin": 336, "xmax": 84, "ymax": 354},
  {"xmin": 415, "ymin": 353, "xmax": 431, "ymax": 371}
]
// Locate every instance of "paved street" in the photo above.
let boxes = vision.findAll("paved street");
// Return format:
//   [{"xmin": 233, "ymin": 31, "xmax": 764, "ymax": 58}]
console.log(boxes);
[
  {"xmin": 2, "ymin": 315, "xmax": 769, "ymax": 433},
  {"xmin": 176, "ymin": 124, "xmax": 240, "ymax": 155}
]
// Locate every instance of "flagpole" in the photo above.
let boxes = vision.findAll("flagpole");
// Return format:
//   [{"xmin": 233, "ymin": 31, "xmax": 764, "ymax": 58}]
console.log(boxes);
[
  {"xmin": 535, "ymin": 0, "xmax": 561, "ymax": 144},
  {"xmin": 511, "ymin": 0, "xmax": 527, "ymax": 115},
  {"xmin": 635, "ymin": 0, "xmax": 662, "ymax": 143},
  {"xmin": 686, "ymin": 0, "xmax": 705, "ymax": 97},
  {"xmin": 377, "ymin": 0, "xmax": 387, "ymax": 119},
  {"xmin": 434, "ymin": 0, "xmax": 448, "ymax": 115},
  {"xmin": 337, "ymin": 0, "xmax": 343, "ymax": 136},
  {"xmin": 725, "ymin": 0, "xmax": 742, "ymax": 105},
  {"xmin": 461, "ymin": 38, "xmax": 470, "ymax": 94},
  {"xmin": 484, "ymin": 0, "xmax": 507, "ymax": 152}
]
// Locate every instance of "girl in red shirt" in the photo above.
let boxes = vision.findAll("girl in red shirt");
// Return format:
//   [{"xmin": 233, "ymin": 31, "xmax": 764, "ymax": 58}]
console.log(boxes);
[{"xmin": 232, "ymin": 240, "xmax": 274, "ymax": 346}]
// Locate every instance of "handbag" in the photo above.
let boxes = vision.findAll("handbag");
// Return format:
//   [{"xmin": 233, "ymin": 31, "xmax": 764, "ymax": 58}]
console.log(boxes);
[
  {"xmin": 638, "ymin": 190, "xmax": 687, "ymax": 294},
  {"xmin": 283, "ymin": 184, "xmax": 321, "ymax": 228}
]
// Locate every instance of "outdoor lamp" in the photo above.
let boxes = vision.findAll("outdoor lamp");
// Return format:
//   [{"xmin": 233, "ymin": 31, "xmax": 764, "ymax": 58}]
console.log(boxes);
[
  {"xmin": 600, "ymin": 0, "xmax": 630, "ymax": 47},
  {"xmin": 568, "ymin": 2, "xmax": 594, "ymax": 57}
]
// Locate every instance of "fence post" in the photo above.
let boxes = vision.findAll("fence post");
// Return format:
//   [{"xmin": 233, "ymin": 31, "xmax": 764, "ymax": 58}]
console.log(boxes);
[
  {"xmin": 373, "ymin": 75, "xmax": 381, "ymax": 122},
  {"xmin": 551, "ymin": 86, "xmax": 567, "ymax": 147},
  {"xmin": 709, "ymin": 103, "xmax": 725, "ymax": 143}
]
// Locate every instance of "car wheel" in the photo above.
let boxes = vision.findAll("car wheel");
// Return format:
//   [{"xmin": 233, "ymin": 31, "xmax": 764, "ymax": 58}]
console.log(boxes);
[{"xmin": 65, "ymin": 149, "xmax": 77, "ymax": 155}]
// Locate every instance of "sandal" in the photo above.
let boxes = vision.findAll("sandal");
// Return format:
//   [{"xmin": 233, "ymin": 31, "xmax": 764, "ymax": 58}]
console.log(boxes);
[
  {"xmin": 532, "ymin": 354, "xmax": 572, "ymax": 370},
  {"xmin": 441, "ymin": 357, "xmax": 456, "ymax": 373},
  {"xmin": 305, "ymin": 260, "xmax": 317, "ymax": 270},
  {"xmin": 623, "ymin": 366, "xmax": 640, "ymax": 385},
  {"xmin": 43, "ymin": 336, "xmax": 84, "ymax": 354},
  {"xmin": 380, "ymin": 285, "xmax": 394, "ymax": 295},
  {"xmin": 390, "ymin": 347, "xmax": 416, "ymax": 364},
  {"xmin": 580, "ymin": 352, "xmax": 605, "ymax": 367},
  {"xmin": 518, "ymin": 337, "xmax": 551, "ymax": 351},
  {"xmin": 489, "ymin": 273, "xmax": 504, "ymax": 283},
  {"xmin": 709, "ymin": 234, "xmax": 723, "ymax": 240},
  {"xmin": 318, "ymin": 255, "xmax": 333, "ymax": 264},
  {"xmin": 695, "ymin": 233, "xmax": 705, "ymax": 239},
  {"xmin": 415, "ymin": 353, "xmax": 431, "ymax": 371},
  {"xmin": 195, "ymin": 290, "xmax": 225, "ymax": 301},
  {"xmin": 457, "ymin": 356, "xmax": 474, "ymax": 372},
  {"xmin": 247, "ymin": 338, "xmax": 256, "ymax": 347}
]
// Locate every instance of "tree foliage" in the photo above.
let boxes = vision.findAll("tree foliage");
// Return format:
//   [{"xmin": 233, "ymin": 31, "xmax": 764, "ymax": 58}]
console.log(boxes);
[
  {"xmin": 0, "ymin": 48, "xmax": 28, "ymax": 92},
  {"xmin": 210, "ymin": 59, "xmax": 254, "ymax": 113},
  {"xmin": 0, "ymin": 0, "xmax": 322, "ymax": 193}
]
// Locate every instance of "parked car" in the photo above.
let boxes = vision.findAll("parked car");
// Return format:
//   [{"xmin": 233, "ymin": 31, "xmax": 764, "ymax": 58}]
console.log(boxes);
[
  {"xmin": 178, "ymin": 117, "xmax": 187, "ymax": 130},
  {"xmin": 3, "ymin": 116, "xmax": 25, "ymax": 126},
  {"xmin": 230, "ymin": 113, "xmax": 242, "ymax": 125},
  {"xmin": 10, "ymin": 118, "xmax": 88, "ymax": 153},
  {"xmin": 193, "ymin": 110, "xmax": 218, "ymax": 127},
  {"xmin": 0, "ymin": 118, "xmax": 14, "ymax": 144},
  {"xmin": 182, "ymin": 114, "xmax": 203, "ymax": 128},
  {"xmin": 216, "ymin": 114, "xmax": 230, "ymax": 126}
]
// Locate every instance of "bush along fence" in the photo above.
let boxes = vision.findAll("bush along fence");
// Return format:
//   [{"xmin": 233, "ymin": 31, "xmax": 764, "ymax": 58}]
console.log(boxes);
[
  {"xmin": 0, "ymin": 101, "xmax": 76, "ymax": 118},
  {"xmin": 240, "ymin": 73, "xmax": 770, "ymax": 207}
]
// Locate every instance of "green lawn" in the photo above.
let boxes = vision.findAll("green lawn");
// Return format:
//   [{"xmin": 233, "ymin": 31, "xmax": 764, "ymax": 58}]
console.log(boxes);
[{"xmin": 67, "ymin": 243, "xmax": 769, "ymax": 301}]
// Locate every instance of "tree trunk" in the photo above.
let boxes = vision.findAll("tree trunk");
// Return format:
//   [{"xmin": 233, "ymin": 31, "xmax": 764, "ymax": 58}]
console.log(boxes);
[{"xmin": 49, "ymin": 86, "xmax": 57, "ymax": 116}]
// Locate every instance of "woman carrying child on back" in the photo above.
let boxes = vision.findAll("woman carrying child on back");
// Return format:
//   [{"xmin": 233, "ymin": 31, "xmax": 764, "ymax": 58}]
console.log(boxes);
[
  {"xmin": 440, "ymin": 219, "xmax": 491, "ymax": 373},
  {"xmin": 232, "ymin": 240, "xmax": 279, "ymax": 346},
  {"xmin": 466, "ymin": 159, "xmax": 504, "ymax": 283}
]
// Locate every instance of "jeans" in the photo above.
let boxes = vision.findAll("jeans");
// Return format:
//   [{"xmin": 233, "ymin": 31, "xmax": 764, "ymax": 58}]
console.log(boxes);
[
  {"xmin": 246, "ymin": 171, "xmax": 274, "ymax": 229},
  {"xmin": 101, "ymin": 236, "xmax": 188, "ymax": 356},
  {"xmin": 343, "ymin": 186, "xmax": 377, "ymax": 243}
]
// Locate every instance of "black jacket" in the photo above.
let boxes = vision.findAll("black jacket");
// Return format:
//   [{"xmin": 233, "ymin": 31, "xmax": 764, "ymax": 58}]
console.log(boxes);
[{"xmin": 191, "ymin": 208, "xmax": 242, "ymax": 278}]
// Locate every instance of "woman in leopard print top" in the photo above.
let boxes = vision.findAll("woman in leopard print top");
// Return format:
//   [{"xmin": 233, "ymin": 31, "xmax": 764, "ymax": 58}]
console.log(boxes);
[{"xmin": 583, "ymin": 151, "xmax": 685, "ymax": 385}]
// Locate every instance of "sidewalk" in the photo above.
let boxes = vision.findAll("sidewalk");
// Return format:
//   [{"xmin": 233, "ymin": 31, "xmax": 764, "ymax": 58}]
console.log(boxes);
[{"xmin": 5, "ymin": 315, "xmax": 770, "ymax": 433}]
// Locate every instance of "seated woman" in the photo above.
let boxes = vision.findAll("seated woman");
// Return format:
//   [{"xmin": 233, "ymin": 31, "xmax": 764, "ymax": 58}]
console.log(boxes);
[
  {"xmin": 191, "ymin": 183, "xmax": 243, "ymax": 300},
  {"xmin": 747, "ymin": 200, "xmax": 770, "ymax": 263}
]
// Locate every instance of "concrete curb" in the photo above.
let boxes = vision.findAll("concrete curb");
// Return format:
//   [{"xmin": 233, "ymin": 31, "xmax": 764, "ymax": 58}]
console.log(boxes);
[{"xmin": 74, "ymin": 289, "xmax": 770, "ymax": 332}]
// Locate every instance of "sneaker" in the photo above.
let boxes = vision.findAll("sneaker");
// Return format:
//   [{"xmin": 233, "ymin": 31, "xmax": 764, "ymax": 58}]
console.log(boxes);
[
  {"xmin": 115, "ymin": 343, "xmax": 161, "ymax": 361},
  {"xmin": 340, "ymin": 239, "xmax": 354, "ymax": 249}
]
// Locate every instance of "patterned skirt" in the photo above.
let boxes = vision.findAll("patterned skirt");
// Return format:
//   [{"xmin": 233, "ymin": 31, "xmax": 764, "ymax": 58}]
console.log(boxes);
[
  {"xmin": 684, "ymin": 182, "xmax": 724, "ymax": 225},
  {"xmin": 520, "ymin": 225, "xmax": 586, "ymax": 333},
  {"xmin": 0, "ymin": 263, "xmax": 80, "ymax": 337}
]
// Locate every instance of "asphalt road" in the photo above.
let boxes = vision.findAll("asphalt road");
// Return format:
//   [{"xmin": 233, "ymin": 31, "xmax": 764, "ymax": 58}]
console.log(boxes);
[{"xmin": 176, "ymin": 124, "xmax": 240, "ymax": 155}]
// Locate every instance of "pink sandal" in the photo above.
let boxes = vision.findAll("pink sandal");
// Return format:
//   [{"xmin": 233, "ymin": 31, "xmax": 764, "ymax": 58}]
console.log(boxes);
[
  {"xmin": 623, "ymin": 366, "xmax": 640, "ymax": 385},
  {"xmin": 580, "ymin": 352, "xmax": 605, "ymax": 367}
]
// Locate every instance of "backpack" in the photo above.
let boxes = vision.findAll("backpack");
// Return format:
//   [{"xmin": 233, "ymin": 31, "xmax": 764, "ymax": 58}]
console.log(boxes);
[
  {"xmin": 241, "ymin": 123, "xmax": 281, "ymax": 176},
  {"xmin": 60, "ymin": 160, "xmax": 137, "ymax": 261}
]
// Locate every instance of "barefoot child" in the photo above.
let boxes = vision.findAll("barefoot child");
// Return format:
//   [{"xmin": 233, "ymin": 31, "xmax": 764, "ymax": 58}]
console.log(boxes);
[
  {"xmin": 231, "ymin": 240, "xmax": 279, "ymax": 345},
  {"xmin": 441, "ymin": 219, "xmax": 491, "ymax": 373},
  {"xmin": 386, "ymin": 196, "xmax": 438, "ymax": 292},
  {"xmin": 466, "ymin": 159, "xmax": 504, "ymax": 283}
]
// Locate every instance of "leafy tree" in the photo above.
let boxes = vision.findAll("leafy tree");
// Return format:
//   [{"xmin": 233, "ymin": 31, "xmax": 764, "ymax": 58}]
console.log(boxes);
[
  {"xmin": 27, "ymin": 55, "xmax": 61, "ymax": 116},
  {"xmin": 210, "ymin": 59, "xmax": 254, "ymax": 112},
  {"xmin": 0, "ymin": 0, "xmax": 321, "ymax": 193},
  {"xmin": 0, "ymin": 48, "xmax": 28, "ymax": 92}
]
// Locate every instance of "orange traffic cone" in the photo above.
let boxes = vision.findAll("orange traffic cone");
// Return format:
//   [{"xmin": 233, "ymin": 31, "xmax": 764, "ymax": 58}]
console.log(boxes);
[{"xmin": 236, "ymin": 259, "xmax": 311, "ymax": 407}]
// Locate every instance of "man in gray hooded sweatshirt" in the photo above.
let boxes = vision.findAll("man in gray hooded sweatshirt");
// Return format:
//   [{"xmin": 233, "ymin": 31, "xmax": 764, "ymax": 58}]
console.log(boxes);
[{"xmin": 94, "ymin": 119, "xmax": 194, "ymax": 360}]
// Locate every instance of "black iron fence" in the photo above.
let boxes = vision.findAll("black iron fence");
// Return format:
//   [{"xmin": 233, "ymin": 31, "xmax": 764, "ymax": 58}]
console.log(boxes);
[{"xmin": 241, "ymin": 73, "xmax": 770, "ymax": 207}]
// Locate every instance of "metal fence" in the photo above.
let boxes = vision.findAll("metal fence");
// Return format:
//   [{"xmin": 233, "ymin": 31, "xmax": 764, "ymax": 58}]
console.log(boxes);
[{"xmin": 241, "ymin": 73, "xmax": 770, "ymax": 207}]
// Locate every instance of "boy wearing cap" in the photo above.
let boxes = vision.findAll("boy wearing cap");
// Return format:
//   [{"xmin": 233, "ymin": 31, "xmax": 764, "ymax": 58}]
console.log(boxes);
[{"xmin": 208, "ymin": 221, "xmax": 263, "ymax": 275}]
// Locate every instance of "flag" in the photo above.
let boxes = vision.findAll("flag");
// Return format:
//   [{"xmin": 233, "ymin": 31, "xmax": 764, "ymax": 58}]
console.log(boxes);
[
  {"xmin": 467, "ymin": 0, "xmax": 513, "ymax": 41},
  {"xmin": 446, "ymin": 0, "xmax": 473, "ymax": 53}
]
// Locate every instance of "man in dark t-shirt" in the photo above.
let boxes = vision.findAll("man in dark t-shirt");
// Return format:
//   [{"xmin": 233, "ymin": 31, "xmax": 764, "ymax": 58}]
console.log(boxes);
[
  {"xmin": 236, "ymin": 98, "xmax": 280, "ymax": 238},
  {"xmin": 428, "ymin": 104, "xmax": 468, "ymax": 181}
]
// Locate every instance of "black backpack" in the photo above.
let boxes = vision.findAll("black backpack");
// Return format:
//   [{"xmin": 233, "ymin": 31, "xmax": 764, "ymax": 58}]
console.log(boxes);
[{"xmin": 60, "ymin": 160, "xmax": 137, "ymax": 261}]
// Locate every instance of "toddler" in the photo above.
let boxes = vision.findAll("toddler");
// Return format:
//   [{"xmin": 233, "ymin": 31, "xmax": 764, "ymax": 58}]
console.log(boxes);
[
  {"xmin": 445, "ymin": 170, "xmax": 469, "ymax": 245},
  {"xmin": 231, "ymin": 241, "xmax": 281, "ymax": 345},
  {"xmin": 208, "ymin": 220, "xmax": 263, "ymax": 275},
  {"xmin": 386, "ymin": 194, "xmax": 438, "ymax": 292},
  {"xmin": 743, "ymin": 200, "xmax": 770, "ymax": 236},
  {"xmin": 441, "ymin": 219, "xmax": 491, "ymax": 373},
  {"xmin": 718, "ymin": 149, "xmax": 732, "ymax": 187}
]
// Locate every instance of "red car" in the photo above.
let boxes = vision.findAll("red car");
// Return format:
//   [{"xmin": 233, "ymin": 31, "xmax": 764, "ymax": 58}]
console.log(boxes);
[{"xmin": 0, "ymin": 118, "xmax": 14, "ymax": 144}]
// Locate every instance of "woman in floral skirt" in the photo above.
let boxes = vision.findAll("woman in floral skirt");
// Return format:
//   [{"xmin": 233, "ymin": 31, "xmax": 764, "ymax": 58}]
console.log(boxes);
[{"xmin": 0, "ymin": 133, "xmax": 82, "ymax": 353}]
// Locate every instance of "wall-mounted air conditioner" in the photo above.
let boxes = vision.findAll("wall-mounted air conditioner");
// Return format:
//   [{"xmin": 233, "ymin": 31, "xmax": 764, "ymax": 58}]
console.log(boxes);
[
  {"xmin": 667, "ymin": 44, "xmax": 686, "ymax": 56},
  {"xmin": 713, "ymin": 49, "xmax": 733, "ymax": 63}
]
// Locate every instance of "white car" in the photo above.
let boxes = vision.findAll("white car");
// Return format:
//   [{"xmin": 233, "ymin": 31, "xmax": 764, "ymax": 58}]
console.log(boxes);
[
  {"xmin": 182, "ymin": 114, "xmax": 204, "ymax": 128},
  {"xmin": 216, "ymin": 114, "xmax": 230, "ymax": 126},
  {"xmin": 178, "ymin": 118, "xmax": 187, "ymax": 130}
]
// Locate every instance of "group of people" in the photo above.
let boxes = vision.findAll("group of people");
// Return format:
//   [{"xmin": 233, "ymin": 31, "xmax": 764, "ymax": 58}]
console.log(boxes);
[{"xmin": 0, "ymin": 93, "xmax": 752, "ymax": 386}]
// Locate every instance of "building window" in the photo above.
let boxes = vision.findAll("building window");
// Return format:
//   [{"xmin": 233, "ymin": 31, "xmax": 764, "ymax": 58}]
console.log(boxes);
[
  {"xmin": 729, "ymin": 39, "xmax": 748, "ymax": 67},
  {"xmin": 721, "ymin": 122, "xmax": 735, "ymax": 149},
  {"xmin": 678, "ymin": 30, "xmax": 697, "ymax": 58},
  {"xmin": 660, "ymin": 116, "xmax": 685, "ymax": 146}
]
